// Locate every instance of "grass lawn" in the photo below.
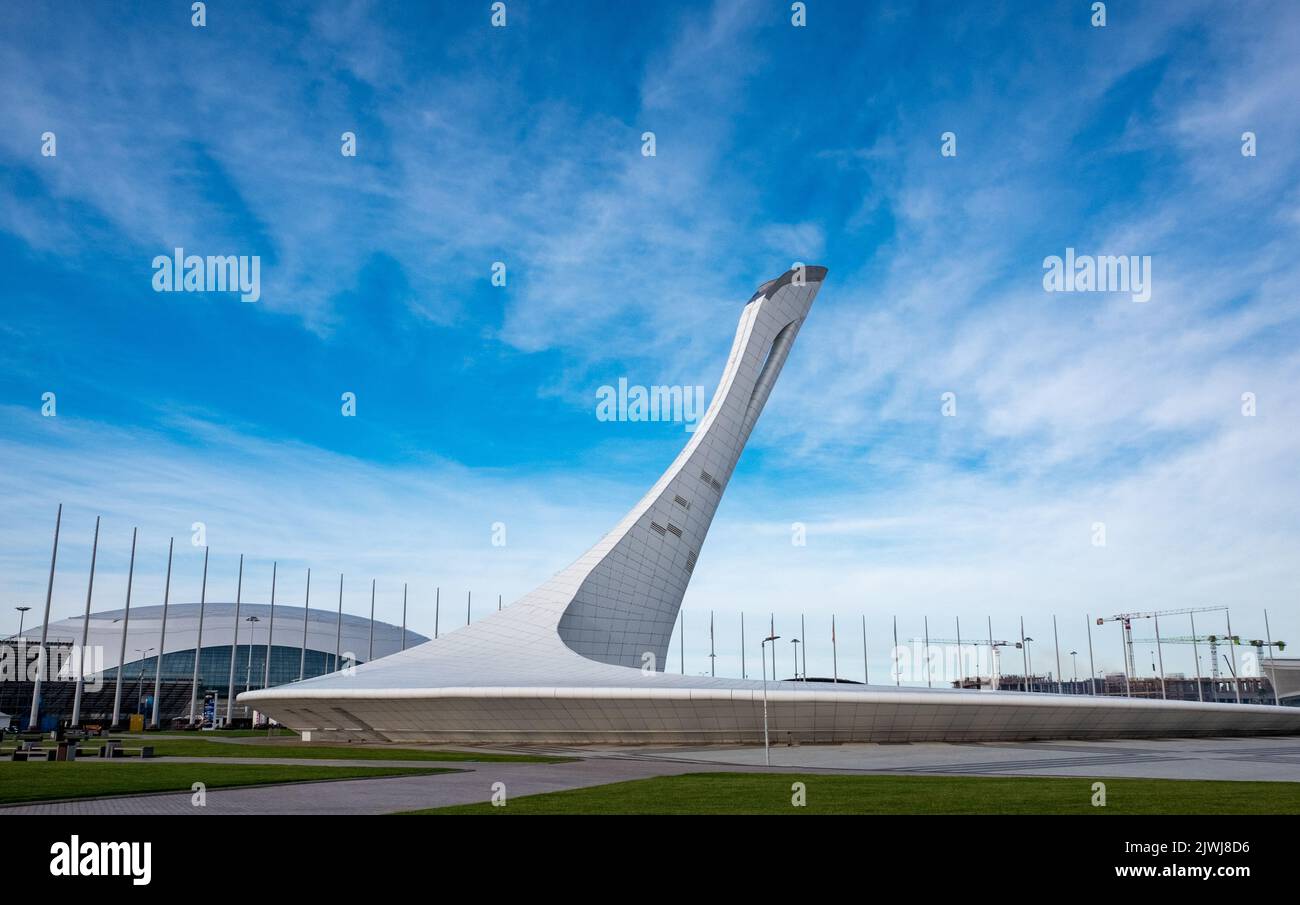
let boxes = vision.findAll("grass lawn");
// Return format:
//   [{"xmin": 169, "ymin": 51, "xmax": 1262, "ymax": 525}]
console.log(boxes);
[
  {"xmin": 58, "ymin": 737, "xmax": 571, "ymax": 764},
  {"xmin": 413, "ymin": 772, "xmax": 1300, "ymax": 815},
  {"xmin": 0, "ymin": 762, "xmax": 451, "ymax": 806}
]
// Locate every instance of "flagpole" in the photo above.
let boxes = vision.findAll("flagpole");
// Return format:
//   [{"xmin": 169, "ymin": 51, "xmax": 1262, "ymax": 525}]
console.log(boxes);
[
  {"xmin": 832, "ymin": 615, "xmax": 838, "ymax": 683},
  {"xmin": 741, "ymin": 613, "xmax": 746, "ymax": 679},
  {"xmin": 111, "ymin": 527, "xmax": 138, "ymax": 729},
  {"xmin": 709, "ymin": 610, "xmax": 715, "ymax": 677},
  {"xmin": 800, "ymin": 614, "xmax": 806, "ymax": 681},
  {"xmin": 71, "ymin": 516, "xmax": 101, "ymax": 726},
  {"xmin": 923, "ymin": 615, "xmax": 931, "ymax": 688},
  {"xmin": 28, "ymin": 503, "xmax": 62, "ymax": 730},
  {"xmin": 225, "ymin": 554, "xmax": 243, "ymax": 726},
  {"xmin": 956, "ymin": 615, "xmax": 963, "ymax": 687},
  {"xmin": 150, "ymin": 537, "xmax": 174, "ymax": 728},
  {"xmin": 299, "ymin": 569, "xmax": 311, "ymax": 681},
  {"xmin": 892, "ymin": 615, "xmax": 900, "ymax": 686},
  {"xmin": 263, "ymin": 561, "xmax": 276, "ymax": 689},
  {"xmin": 861, "ymin": 615, "xmax": 868, "ymax": 684},
  {"xmin": 188, "ymin": 546, "xmax": 208, "ymax": 724}
]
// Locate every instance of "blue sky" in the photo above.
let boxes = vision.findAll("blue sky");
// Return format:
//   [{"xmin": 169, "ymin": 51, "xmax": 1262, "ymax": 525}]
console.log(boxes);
[{"xmin": 2, "ymin": 0, "xmax": 1298, "ymax": 683}]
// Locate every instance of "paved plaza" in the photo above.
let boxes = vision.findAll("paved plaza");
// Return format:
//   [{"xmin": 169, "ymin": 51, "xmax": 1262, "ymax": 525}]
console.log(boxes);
[{"xmin": 5, "ymin": 735, "xmax": 1297, "ymax": 815}]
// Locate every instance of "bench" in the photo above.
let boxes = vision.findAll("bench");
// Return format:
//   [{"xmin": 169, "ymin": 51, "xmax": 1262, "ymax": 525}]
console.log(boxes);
[
  {"xmin": 12, "ymin": 749, "xmax": 56, "ymax": 762},
  {"xmin": 96, "ymin": 742, "xmax": 154, "ymax": 758}
]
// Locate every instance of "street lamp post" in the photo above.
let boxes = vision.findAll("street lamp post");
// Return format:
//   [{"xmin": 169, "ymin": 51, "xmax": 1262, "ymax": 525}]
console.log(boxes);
[
  {"xmin": 1019, "ymin": 617, "xmax": 1029, "ymax": 692},
  {"xmin": 134, "ymin": 647, "xmax": 154, "ymax": 716},
  {"xmin": 15, "ymin": 605, "xmax": 31, "ymax": 638},
  {"xmin": 1070, "ymin": 650, "xmax": 1078, "ymax": 688},
  {"xmin": 790, "ymin": 638, "xmax": 800, "ymax": 680},
  {"xmin": 761, "ymin": 634, "xmax": 780, "ymax": 766},
  {"xmin": 245, "ymin": 616, "xmax": 260, "ymax": 705}
]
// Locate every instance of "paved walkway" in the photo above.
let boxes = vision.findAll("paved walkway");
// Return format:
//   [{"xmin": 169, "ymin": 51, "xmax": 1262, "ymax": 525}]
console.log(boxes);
[
  {"xmin": 565, "ymin": 736, "xmax": 1300, "ymax": 783},
  {"xmin": 5, "ymin": 736, "xmax": 1297, "ymax": 814}
]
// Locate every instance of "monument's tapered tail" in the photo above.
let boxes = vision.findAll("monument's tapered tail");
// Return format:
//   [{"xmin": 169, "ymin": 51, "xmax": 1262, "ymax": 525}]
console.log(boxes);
[{"xmin": 242, "ymin": 267, "xmax": 1300, "ymax": 744}]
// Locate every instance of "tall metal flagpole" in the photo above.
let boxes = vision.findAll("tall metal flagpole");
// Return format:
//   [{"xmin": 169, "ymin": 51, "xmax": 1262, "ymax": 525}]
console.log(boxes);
[
  {"xmin": 892, "ymin": 615, "xmax": 900, "ymax": 686},
  {"xmin": 334, "ymin": 573, "xmax": 343, "ymax": 672},
  {"xmin": 299, "ymin": 569, "xmax": 311, "ymax": 681},
  {"xmin": 1085, "ymin": 613, "xmax": 1097, "ymax": 696},
  {"xmin": 956, "ymin": 616, "xmax": 963, "ymax": 687},
  {"xmin": 832, "ymin": 615, "xmax": 839, "ymax": 683},
  {"xmin": 1118, "ymin": 618, "xmax": 1131, "ymax": 697},
  {"xmin": 368, "ymin": 579, "xmax": 376, "ymax": 662},
  {"xmin": 1154, "ymin": 614, "xmax": 1167, "ymax": 700},
  {"xmin": 402, "ymin": 584, "xmax": 408, "ymax": 651},
  {"xmin": 225, "ymin": 554, "xmax": 244, "ymax": 725},
  {"xmin": 802, "ymin": 618, "xmax": 808, "ymax": 679},
  {"xmin": 709, "ymin": 610, "xmax": 715, "ymax": 677},
  {"xmin": 770, "ymin": 614, "xmax": 776, "ymax": 681},
  {"xmin": 111, "ymin": 527, "xmax": 138, "ymax": 729},
  {"xmin": 71, "ymin": 516, "xmax": 100, "ymax": 726},
  {"xmin": 264, "ymin": 561, "xmax": 277, "ymax": 688},
  {"xmin": 1189, "ymin": 612, "xmax": 1204, "ymax": 702},
  {"xmin": 988, "ymin": 616, "xmax": 996, "ymax": 690},
  {"xmin": 1020, "ymin": 617, "xmax": 1029, "ymax": 693},
  {"xmin": 800, "ymin": 614, "xmax": 806, "ymax": 680},
  {"xmin": 1264, "ymin": 609, "xmax": 1280, "ymax": 705},
  {"xmin": 1053, "ymin": 615, "xmax": 1062, "ymax": 694},
  {"xmin": 923, "ymin": 615, "xmax": 930, "ymax": 688},
  {"xmin": 861, "ymin": 615, "xmax": 868, "ymax": 684},
  {"xmin": 741, "ymin": 613, "xmax": 746, "ymax": 679},
  {"xmin": 28, "ymin": 503, "xmax": 62, "ymax": 729},
  {"xmin": 188, "ymin": 546, "xmax": 209, "ymax": 724},
  {"xmin": 150, "ymin": 537, "xmax": 174, "ymax": 728},
  {"xmin": 1226, "ymin": 610, "xmax": 1242, "ymax": 704}
]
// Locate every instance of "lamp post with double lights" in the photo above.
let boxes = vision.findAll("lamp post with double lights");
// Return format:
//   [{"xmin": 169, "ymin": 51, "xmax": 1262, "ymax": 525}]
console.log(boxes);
[
  {"xmin": 245, "ymin": 615, "xmax": 261, "ymax": 695},
  {"xmin": 761, "ymin": 633, "xmax": 780, "ymax": 766}
]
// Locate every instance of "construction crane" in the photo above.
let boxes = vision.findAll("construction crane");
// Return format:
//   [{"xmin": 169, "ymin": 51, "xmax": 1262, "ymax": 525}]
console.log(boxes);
[
  {"xmin": 1097, "ymin": 606, "xmax": 1227, "ymax": 678},
  {"xmin": 1129, "ymin": 635, "xmax": 1240, "ymax": 679},
  {"xmin": 913, "ymin": 637, "xmax": 1014, "ymax": 690}
]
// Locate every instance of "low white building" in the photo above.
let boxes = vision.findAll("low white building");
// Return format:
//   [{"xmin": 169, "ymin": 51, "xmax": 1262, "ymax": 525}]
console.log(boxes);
[{"xmin": 19, "ymin": 603, "xmax": 426, "ymax": 694}]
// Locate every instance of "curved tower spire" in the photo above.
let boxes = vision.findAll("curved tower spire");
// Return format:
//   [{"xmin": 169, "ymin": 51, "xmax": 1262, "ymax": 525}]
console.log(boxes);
[{"xmin": 553, "ymin": 265, "xmax": 828, "ymax": 669}]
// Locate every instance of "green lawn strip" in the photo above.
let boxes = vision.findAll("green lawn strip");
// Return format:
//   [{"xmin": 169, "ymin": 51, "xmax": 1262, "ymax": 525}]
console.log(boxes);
[
  {"xmin": 410, "ymin": 772, "xmax": 1300, "ymax": 815},
  {"xmin": 61, "ymin": 737, "xmax": 571, "ymax": 763},
  {"xmin": 0, "ymin": 762, "xmax": 451, "ymax": 806}
]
